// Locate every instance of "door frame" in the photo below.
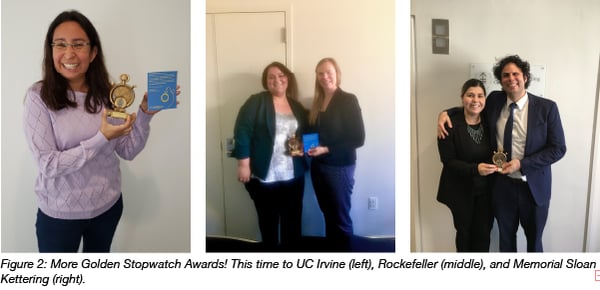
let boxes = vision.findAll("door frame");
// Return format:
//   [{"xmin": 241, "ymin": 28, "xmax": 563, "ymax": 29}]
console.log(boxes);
[
  {"xmin": 410, "ymin": 14, "xmax": 423, "ymax": 252},
  {"xmin": 585, "ymin": 55, "xmax": 600, "ymax": 251}
]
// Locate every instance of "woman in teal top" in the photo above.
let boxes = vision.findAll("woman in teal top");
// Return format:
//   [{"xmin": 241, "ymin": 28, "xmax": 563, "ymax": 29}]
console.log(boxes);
[{"xmin": 231, "ymin": 62, "xmax": 308, "ymax": 251}]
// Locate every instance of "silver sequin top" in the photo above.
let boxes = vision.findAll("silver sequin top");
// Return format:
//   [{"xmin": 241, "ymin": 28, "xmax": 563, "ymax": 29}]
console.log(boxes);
[{"xmin": 262, "ymin": 112, "xmax": 298, "ymax": 183}]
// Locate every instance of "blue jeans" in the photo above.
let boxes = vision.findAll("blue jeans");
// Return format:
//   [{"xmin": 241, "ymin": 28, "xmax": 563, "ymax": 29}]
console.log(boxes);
[
  {"xmin": 311, "ymin": 161, "xmax": 355, "ymax": 251},
  {"xmin": 36, "ymin": 195, "xmax": 123, "ymax": 253}
]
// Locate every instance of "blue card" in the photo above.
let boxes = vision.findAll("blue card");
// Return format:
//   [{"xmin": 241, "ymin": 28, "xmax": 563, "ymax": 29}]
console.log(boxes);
[
  {"xmin": 148, "ymin": 71, "xmax": 177, "ymax": 110},
  {"xmin": 303, "ymin": 133, "xmax": 319, "ymax": 152}
]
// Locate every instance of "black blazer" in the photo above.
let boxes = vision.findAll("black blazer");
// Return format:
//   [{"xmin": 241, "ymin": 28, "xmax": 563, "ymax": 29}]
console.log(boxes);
[
  {"xmin": 485, "ymin": 90, "xmax": 566, "ymax": 206},
  {"xmin": 312, "ymin": 88, "xmax": 365, "ymax": 166},
  {"xmin": 437, "ymin": 110, "xmax": 491, "ymax": 210}
]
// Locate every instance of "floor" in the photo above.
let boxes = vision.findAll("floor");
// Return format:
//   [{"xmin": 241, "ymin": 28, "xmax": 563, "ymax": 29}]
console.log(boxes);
[{"xmin": 206, "ymin": 235, "xmax": 395, "ymax": 253}]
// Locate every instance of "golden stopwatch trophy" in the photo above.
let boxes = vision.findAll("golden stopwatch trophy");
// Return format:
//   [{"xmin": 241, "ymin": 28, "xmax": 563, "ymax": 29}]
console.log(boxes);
[{"xmin": 107, "ymin": 74, "xmax": 135, "ymax": 119}]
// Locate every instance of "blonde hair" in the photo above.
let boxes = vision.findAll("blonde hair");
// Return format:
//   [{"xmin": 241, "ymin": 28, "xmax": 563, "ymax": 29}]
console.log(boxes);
[{"xmin": 309, "ymin": 57, "xmax": 341, "ymax": 125}]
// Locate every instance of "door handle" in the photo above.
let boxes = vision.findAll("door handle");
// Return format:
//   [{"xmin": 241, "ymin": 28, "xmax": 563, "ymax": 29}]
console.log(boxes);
[{"xmin": 225, "ymin": 138, "xmax": 235, "ymax": 157}]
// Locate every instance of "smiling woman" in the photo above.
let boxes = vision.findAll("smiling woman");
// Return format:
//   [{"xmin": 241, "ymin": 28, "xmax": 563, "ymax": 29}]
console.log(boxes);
[
  {"xmin": 436, "ymin": 78, "xmax": 495, "ymax": 252},
  {"xmin": 230, "ymin": 61, "xmax": 308, "ymax": 251},
  {"xmin": 51, "ymin": 21, "xmax": 97, "ymax": 92},
  {"xmin": 21, "ymin": 10, "xmax": 177, "ymax": 253},
  {"xmin": 307, "ymin": 57, "xmax": 366, "ymax": 252}
]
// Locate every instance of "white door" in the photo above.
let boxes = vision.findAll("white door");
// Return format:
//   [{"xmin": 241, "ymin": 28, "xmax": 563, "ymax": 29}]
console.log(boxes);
[{"xmin": 206, "ymin": 12, "xmax": 287, "ymax": 240}]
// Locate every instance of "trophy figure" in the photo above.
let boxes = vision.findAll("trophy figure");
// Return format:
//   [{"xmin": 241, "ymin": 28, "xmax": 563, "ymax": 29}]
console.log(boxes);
[
  {"xmin": 492, "ymin": 151, "xmax": 507, "ymax": 172},
  {"xmin": 107, "ymin": 74, "xmax": 136, "ymax": 119},
  {"xmin": 287, "ymin": 134, "xmax": 302, "ymax": 156}
]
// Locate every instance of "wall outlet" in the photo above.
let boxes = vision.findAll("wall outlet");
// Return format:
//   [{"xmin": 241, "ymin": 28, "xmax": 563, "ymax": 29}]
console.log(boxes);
[{"xmin": 368, "ymin": 196, "xmax": 378, "ymax": 210}]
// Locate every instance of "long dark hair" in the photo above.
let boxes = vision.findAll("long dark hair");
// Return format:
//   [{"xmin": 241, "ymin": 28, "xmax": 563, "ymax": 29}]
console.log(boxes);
[
  {"xmin": 40, "ymin": 10, "xmax": 111, "ymax": 113},
  {"xmin": 261, "ymin": 61, "xmax": 298, "ymax": 100}
]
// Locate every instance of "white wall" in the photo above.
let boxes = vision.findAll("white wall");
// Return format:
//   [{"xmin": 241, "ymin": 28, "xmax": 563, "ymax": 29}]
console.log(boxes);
[
  {"xmin": 1, "ymin": 0, "xmax": 191, "ymax": 252},
  {"xmin": 206, "ymin": 0, "xmax": 396, "ymax": 240},
  {"xmin": 411, "ymin": 0, "xmax": 600, "ymax": 252}
]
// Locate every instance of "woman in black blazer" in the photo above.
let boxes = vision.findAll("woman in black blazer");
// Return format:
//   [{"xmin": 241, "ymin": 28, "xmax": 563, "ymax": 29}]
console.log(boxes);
[
  {"xmin": 231, "ymin": 62, "xmax": 308, "ymax": 251},
  {"xmin": 437, "ymin": 79, "xmax": 496, "ymax": 252},
  {"xmin": 307, "ymin": 58, "xmax": 365, "ymax": 251}
]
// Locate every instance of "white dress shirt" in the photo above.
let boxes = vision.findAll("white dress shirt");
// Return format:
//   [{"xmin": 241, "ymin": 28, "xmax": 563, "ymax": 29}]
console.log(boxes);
[{"xmin": 496, "ymin": 93, "xmax": 529, "ymax": 180}]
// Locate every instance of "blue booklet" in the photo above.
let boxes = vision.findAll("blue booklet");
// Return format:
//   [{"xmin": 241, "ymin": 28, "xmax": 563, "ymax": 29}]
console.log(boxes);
[
  {"xmin": 147, "ymin": 71, "xmax": 177, "ymax": 110},
  {"xmin": 302, "ymin": 133, "xmax": 319, "ymax": 152}
]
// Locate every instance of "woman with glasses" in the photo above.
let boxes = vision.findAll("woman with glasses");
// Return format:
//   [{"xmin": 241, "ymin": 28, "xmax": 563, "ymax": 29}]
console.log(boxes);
[{"xmin": 22, "ymin": 10, "xmax": 178, "ymax": 252}]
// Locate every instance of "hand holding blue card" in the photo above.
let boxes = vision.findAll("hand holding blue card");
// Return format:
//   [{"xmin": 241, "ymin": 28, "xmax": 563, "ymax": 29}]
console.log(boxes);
[
  {"xmin": 303, "ymin": 133, "xmax": 319, "ymax": 152},
  {"xmin": 148, "ymin": 71, "xmax": 177, "ymax": 110}
]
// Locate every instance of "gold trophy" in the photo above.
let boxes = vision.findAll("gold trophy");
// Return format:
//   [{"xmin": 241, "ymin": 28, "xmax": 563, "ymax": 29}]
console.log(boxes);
[
  {"xmin": 492, "ymin": 150, "xmax": 507, "ymax": 172},
  {"xmin": 107, "ymin": 74, "xmax": 135, "ymax": 119},
  {"xmin": 287, "ymin": 134, "xmax": 302, "ymax": 156}
]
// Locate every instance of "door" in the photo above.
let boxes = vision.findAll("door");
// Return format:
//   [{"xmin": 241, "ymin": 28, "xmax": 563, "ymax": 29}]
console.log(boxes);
[{"xmin": 206, "ymin": 12, "xmax": 287, "ymax": 240}]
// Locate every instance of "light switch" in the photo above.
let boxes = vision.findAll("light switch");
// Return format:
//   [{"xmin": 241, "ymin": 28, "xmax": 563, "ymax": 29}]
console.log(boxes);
[{"xmin": 432, "ymin": 19, "xmax": 449, "ymax": 54}]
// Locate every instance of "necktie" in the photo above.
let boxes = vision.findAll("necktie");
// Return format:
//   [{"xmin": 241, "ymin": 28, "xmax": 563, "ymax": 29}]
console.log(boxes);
[{"xmin": 503, "ymin": 102, "xmax": 517, "ymax": 161}]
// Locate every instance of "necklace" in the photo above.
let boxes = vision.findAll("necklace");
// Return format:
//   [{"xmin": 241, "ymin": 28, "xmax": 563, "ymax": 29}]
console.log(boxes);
[{"xmin": 467, "ymin": 123, "xmax": 484, "ymax": 144}]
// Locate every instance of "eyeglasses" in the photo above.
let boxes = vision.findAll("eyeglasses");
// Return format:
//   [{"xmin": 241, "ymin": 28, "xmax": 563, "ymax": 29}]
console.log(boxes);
[{"xmin": 51, "ymin": 41, "xmax": 90, "ymax": 51}]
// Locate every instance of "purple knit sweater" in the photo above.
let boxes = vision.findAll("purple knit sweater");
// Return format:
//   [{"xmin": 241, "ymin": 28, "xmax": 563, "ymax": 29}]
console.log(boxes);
[{"xmin": 23, "ymin": 82, "xmax": 152, "ymax": 220}]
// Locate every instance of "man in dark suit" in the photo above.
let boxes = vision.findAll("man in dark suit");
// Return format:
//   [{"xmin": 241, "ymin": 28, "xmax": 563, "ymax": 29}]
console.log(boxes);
[{"xmin": 439, "ymin": 55, "xmax": 566, "ymax": 252}]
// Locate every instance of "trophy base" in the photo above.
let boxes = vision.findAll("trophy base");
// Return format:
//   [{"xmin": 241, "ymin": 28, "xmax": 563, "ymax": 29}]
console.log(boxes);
[
  {"xmin": 289, "ymin": 150, "xmax": 302, "ymax": 156},
  {"xmin": 107, "ymin": 110, "xmax": 129, "ymax": 119}
]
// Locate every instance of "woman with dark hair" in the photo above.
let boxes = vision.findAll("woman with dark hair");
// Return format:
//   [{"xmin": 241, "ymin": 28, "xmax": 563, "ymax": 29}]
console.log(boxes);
[
  {"xmin": 436, "ymin": 78, "xmax": 496, "ymax": 252},
  {"xmin": 307, "ymin": 57, "xmax": 365, "ymax": 251},
  {"xmin": 23, "ymin": 10, "xmax": 178, "ymax": 252},
  {"xmin": 231, "ymin": 61, "xmax": 308, "ymax": 251}
]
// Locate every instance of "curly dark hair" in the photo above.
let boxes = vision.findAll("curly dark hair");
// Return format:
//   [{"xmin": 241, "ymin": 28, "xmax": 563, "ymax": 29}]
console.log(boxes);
[{"xmin": 493, "ymin": 55, "xmax": 531, "ymax": 89}]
